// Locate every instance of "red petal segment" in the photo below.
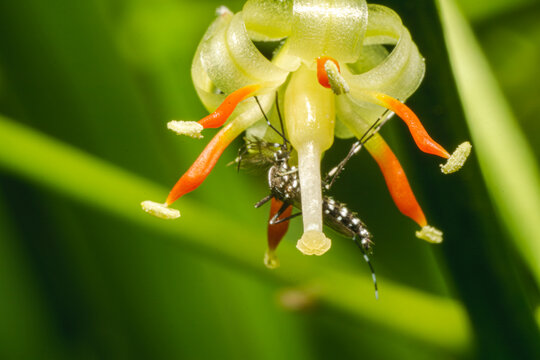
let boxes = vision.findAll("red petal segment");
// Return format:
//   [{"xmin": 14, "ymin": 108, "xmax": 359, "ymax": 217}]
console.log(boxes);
[
  {"xmin": 268, "ymin": 198, "xmax": 293, "ymax": 252},
  {"xmin": 366, "ymin": 135, "xmax": 427, "ymax": 227},
  {"xmin": 198, "ymin": 84, "xmax": 261, "ymax": 128},
  {"xmin": 374, "ymin": 93, "xmax": 450, "ymax": 159}
]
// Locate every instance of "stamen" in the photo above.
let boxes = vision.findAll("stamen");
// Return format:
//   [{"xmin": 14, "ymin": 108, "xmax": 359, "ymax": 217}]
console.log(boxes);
[
  {"xmin": 140, "ymin": 200, "xmax": 180, "ymax": 219},
  {"xmin": 365, "ymin": 135, "xmax": 427, "ymax": 227},
  {"xmin": 165, "ymin": 121, "xmax": 243, "ymax": 205},
  {"xmin": 198, "ymin": 84, "xmax": 261, "ymax": 129},
  {"xmin": 325, "ymin": 61, "xmax": 349, "ymax": 95},
  {"xmin": 370, "ymin": 92, "xmax": 451, "ymax": 159},
  {"xmin": 416, "ymin": 225, "xmax": 443, "ymax": 243},
  {"xmin": 165, "ymin": 85, "xmax": 260, "ymax": 139},
  {"xmin": 441, "ymin": 141, "xmax": 472, "ymax": 174},
  {"xmin": 167, "ymin": 121, "xmax": 204, "ymax": 139},
  {"xmin": 316, "ymin": 56, "xmax": 337, "ymax": 89},
  {"xmin": 155, "ymin": 85, "xmax": 264, "ymax": 208},
  {"xmin": 316, "ymin": 56, "xmax": 350, "ymax": 95}
]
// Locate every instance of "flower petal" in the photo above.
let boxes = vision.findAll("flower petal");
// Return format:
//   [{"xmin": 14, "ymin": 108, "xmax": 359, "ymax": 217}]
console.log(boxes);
[
  {"xmin": 346, "ymin": 4, "xmax": 425, "ymax": 102},
  {"xmin": 287, "ymin": 0, "xmax": 368, "ymax": 63}
]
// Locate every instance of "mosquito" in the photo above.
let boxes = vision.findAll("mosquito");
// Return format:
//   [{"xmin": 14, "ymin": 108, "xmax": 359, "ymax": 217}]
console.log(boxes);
[{"xmin": 235, "ymin": 95, "xmax": 391, "ymax": 298}]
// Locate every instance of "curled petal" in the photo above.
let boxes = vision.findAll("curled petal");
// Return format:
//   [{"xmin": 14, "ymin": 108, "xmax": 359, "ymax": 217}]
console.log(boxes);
[
  {"xmin": 337, "ymin": 4, "xmax": 425, "ymax": 137},
  {"xmin": 195, "ymin": 10, "xmax": 289, "ymax": 98},
  {"xmin": 190, "ymin": 9, "xmax": 288, "ymax": 137},
  {"xmin": 288, "ymin": 0, "xmax": 368, "ymax": 63},
  {"xmin": 243, "ymin": 0, "xmax": 292, "ymax": 40}
]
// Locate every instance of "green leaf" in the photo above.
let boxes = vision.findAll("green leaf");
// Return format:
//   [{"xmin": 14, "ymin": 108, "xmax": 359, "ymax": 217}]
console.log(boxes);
[{"xmin": 437, "ymin": 0, "xmax": 540, "ymax": 285}]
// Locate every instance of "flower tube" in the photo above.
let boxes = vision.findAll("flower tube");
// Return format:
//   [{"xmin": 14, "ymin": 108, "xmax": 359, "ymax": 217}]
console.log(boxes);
[{"xmin": 285, "ymin": 64, "xmax": 335, "ymax": 255}]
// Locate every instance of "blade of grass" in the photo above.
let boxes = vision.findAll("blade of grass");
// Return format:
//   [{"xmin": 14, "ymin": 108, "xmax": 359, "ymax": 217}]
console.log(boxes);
[
  {"xmin": 456, "ymin": 0, "xmax": 537, "ymax": 22},
  {"xmin": 0, "ymin": 115, "xmax": 472, "ymax": 352},
  {"xmin": 437, "ymin": 0, "xmax": 540, "ymax": 285}
]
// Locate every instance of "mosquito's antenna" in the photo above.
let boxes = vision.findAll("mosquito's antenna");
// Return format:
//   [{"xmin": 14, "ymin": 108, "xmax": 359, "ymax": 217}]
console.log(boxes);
[
  {"xmin": 353, "ymin": 235, "xmax": 378, "ymax": 299},
  {"xmin": 235, "ymin": 145, "xmax": 246, "ymax": 173},
  {"xmin": 254, "ymin": 95, "xmax": 290, "ymax": 148},
  {"xmin": 274, "ymin": 94, "xmax": 289, "ymax": 150},
  {"xmin": 325, "ymin": 109, "xmax": 392, "ymax": 189}
]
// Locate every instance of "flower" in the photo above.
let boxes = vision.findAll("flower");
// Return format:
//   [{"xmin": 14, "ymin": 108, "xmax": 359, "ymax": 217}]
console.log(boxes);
[{"xmin": 141, "ymin": 0, "xmax": 471, "ymax": 259}]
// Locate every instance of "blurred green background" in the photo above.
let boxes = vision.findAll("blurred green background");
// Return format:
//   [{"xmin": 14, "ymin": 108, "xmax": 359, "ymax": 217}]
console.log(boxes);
[{"xmin": 0, "ymin": 0, "xmax": 539, "ymax": 359}]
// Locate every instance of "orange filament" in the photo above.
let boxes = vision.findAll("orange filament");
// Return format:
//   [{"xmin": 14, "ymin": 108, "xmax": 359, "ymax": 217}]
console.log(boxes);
[
  {"xmin": 316, "ymin": 56, "xmax": 340, "ymax": 89},
  {"xmin": 267, "ymin": 198, "xmax": 293, "ymax": 252},
  {"xmin": 366, "ymin": 135, "xmax": 427, "ymax": 227},
  {"xmin": 373, "ymin": 93, "xmax": 450, "ymax": 159},
  {"xmin": 164, "ymin": 84, "xmax": 261, "ymax": 205},
  {"xmin": 165, "ymin": 122, "xmax": 242, "ymax": 205},
  {"xmin": 198, "ymin": 84, "xmax": 261, "ymax": 128}
]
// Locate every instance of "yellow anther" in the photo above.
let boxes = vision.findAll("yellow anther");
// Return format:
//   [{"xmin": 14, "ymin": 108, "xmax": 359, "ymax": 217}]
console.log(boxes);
[
  {"xmin": 141, "ymin": 200, "xmax": 181, "ymax": 219},
  {"xmin": 416, "ymin": 225, "xmax": 443, "ymax": 243},
  {"xmin": 167, "ymin": 120, "xmax": 204, "ymax": 139},
  {"xmin": 440, "ymin": 141, "xmax": 472, "ymax": 174},
  {"xmin": 324, "ymin": 60, "xmax": 350, "ymax": 95}
]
